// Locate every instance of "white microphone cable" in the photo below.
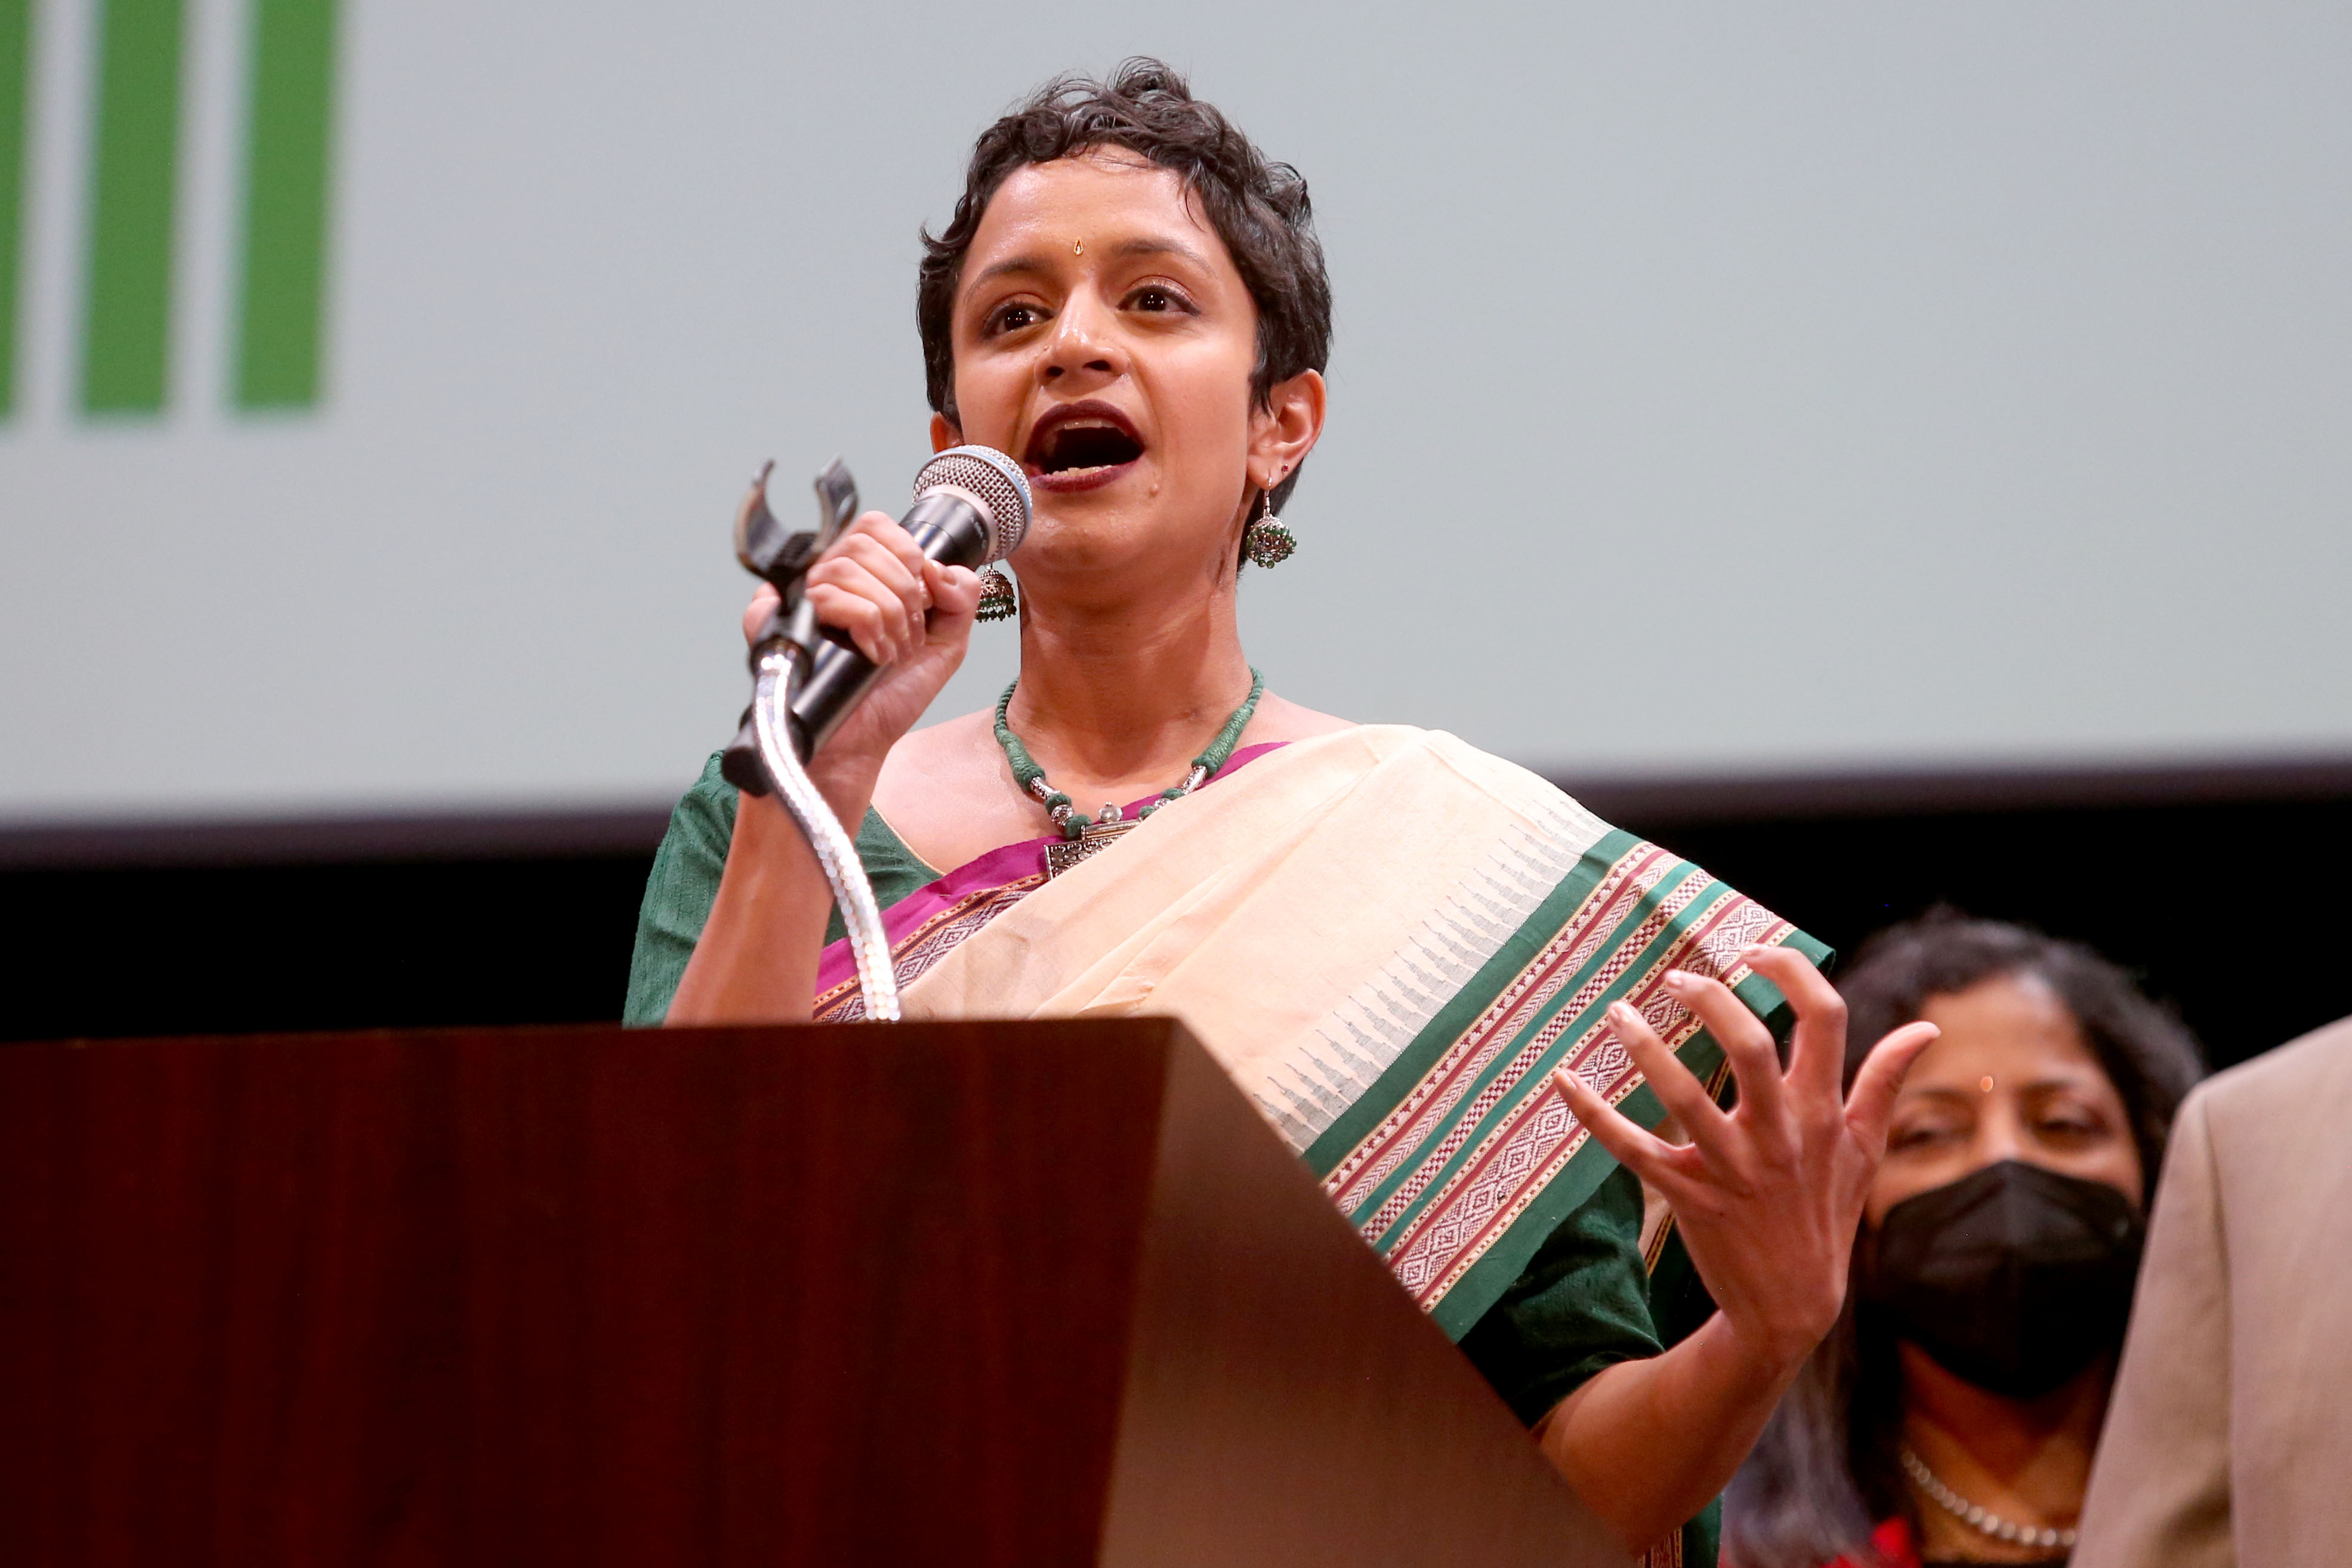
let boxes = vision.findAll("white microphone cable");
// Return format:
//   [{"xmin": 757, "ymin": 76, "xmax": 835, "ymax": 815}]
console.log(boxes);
[{"xmin": 751, "ymin": 644, "xmax": 899, "ymax": 1021}]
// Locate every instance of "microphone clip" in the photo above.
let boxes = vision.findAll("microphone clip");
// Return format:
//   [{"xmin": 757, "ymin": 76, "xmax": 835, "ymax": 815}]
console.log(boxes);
[
  {"xmin": 737, "ymin": 457, "xmax": 857, "ymax": 658},
  {"xmin": 722, "ymin": 458, "xmax": 858, "ymax": 795}
]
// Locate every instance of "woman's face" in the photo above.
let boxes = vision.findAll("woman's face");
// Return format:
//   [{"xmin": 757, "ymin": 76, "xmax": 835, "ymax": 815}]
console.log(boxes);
[
  {"xmin": 1864, "ymin": 973, "xmax": 2144, "ymax": 1226},
  {"xmin": 935, "ymin": 148, "xmax": 1321, "ymax": 600}
]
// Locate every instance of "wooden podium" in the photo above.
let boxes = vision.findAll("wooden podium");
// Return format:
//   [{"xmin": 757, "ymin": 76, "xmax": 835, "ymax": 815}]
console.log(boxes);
[{"xmin": 0, "ymin": 1019, "xmax": 1623, "ymax": 1566}]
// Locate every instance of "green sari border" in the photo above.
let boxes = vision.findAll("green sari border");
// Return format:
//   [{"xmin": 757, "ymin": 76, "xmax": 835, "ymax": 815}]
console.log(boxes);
[
  {"xmin": 1302, "ymin": 827, "xmax": 1649, "ymax": 1174},
  {"xmin": 1349, "ymin": 860, "xmax": 1717, "ymax": 1243},
  {"xmin": 1426, "ymin": 927, "xmax": 1832, "ymax": 1342}
]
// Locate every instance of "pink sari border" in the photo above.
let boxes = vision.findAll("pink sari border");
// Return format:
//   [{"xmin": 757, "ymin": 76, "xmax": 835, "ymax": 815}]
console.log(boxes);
[{"xmin": 811, "ymin": 740, "xmax": 1291, "ymax": 998}]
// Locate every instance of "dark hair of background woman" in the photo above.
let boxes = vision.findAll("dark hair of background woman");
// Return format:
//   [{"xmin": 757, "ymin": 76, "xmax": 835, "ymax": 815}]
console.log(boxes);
[
  {"xmin": 914, "ymin": 57, "xmax": 1333, "ymax": 517},
  {"xmin": 1723, "ymin": 908, "xmax": 2204, "ymax": 1568}
]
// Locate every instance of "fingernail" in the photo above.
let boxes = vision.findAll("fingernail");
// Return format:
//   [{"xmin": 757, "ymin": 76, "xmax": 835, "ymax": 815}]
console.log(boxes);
[
  {"xmin": 1739, "ymin": 944, "xmax": 1769, "ymax": 959},
  {"xmin": 1662, "ymin": 971, "xmax": 1693, "ymax": 992}
]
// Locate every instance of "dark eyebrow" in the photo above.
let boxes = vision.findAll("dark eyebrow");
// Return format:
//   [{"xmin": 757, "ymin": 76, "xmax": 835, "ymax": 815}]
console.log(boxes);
[
  {"xmin": 962, "ymin": 234, "xmax": 1217, "ymax": 297},
  {"xmin": 2017, "ymin": 1076, "xmax": 2108, "ymax": 1097},
  {"xmin": 965, "ymin": 252, "xmax": 1055, "ymax": 294},
  {"xmin": 1104, "ymin": 234, "xmax": 1214, "ymax": 269}
]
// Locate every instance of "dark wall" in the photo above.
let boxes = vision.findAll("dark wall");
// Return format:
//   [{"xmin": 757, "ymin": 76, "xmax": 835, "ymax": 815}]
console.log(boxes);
[
  {"xmin": 1626, "ymin": 794, "xmax": 2348, "ymax": 1072},
  {"xmin": 3, "ymin": 854, "xmax": 655, "ymax": 1045},
  {"xmin": 5, "ymin": 774, "xmax": 2346, "ymax": 1069}
]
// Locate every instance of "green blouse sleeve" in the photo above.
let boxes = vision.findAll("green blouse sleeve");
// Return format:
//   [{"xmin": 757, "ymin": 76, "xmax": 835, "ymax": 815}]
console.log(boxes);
[
  {"xmin": 1456, "ymin": 1162, "xmax": 1663, "ymax": 1424},
  {"xmin": 1456, "ymin": 1163, "xmax": 1723, "ymax": 1567},
  {"xmin": 621, "ymin": 753, "xmax": 938, "ymax": 1026}
]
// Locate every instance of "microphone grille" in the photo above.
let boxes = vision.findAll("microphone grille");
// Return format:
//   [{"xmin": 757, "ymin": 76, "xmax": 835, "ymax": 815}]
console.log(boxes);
[{"xmin": 913, "ymin": 446, "xmax": 1031, "ymax": 564}]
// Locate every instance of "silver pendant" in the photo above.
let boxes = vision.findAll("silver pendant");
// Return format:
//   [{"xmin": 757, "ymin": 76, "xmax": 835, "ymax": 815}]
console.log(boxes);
[{"xmin": 1041, "ymin": 808, "xmax": 1139, "ymax": 878}]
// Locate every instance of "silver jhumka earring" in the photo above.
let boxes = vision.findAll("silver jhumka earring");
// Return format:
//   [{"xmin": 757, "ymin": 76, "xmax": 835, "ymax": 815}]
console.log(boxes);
[
  {"xmin": 1242, "ymin": 473, "xmax": 1296, "ymax": 569},
  {"xmin": 975, "ymin": 566, "xmax": 1018, "ymax": 622}
]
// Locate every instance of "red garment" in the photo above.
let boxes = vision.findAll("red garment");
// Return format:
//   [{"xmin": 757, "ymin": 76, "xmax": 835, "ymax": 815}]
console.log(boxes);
[{"xmin": 1828, "ymin": 1518, "xmax": 1919, "ymax": 1568}]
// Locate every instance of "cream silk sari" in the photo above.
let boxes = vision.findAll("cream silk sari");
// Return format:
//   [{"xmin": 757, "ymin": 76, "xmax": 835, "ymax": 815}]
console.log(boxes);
[{"xmin": 815, "ymin": 724, "xmax": 1825, "ymax": 1339}]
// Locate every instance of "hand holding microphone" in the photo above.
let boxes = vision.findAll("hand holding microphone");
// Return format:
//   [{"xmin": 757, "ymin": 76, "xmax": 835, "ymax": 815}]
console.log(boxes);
[
  {"xmin": 723, "ymin": 446, "xmax": 1031, "ymax": 793},
  {"xmin": 711, "ymin": 447, "xmax": 1029, "ymax": 1021}
]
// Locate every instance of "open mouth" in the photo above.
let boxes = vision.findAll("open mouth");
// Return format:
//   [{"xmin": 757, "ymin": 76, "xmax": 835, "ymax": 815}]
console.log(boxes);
[
  {"xmin": 1023, "ymin": 403, "xmax": 1145, "ymax": 489},
  {"xmin": 1037, "ymin": 425, "xmax": 1143, "ymax": 473}
]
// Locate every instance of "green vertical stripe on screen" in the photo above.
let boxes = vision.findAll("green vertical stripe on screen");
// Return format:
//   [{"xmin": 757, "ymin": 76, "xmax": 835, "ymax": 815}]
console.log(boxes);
[
  {"xmin": 0, "ymin": 0, "xmax": 30, "ymax": 419},
  {"xmin": 234, "ymin": 0, "xmax": 336, "ymax": 409},
  {"xmin": 81, "ymin": 0, "xmax": 184, "ymax": 414}
]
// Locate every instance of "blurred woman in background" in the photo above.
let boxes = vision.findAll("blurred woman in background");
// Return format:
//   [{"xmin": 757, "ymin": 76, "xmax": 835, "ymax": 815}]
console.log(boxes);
[{"xmin": 1724, "ymin": 911, "xmax": 2202, "ymax": 1567}]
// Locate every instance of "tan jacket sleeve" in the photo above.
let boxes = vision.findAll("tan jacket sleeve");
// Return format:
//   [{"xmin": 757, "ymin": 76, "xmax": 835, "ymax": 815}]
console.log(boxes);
[{"xmin": 2070, "ymin": 1090, "xmax": 2234, "ymax": 1568}]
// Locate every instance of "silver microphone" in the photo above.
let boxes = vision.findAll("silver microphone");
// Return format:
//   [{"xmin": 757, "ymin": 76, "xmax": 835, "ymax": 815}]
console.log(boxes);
[{"xmin": 785, "ymin": 445, "xmax": 1031, "ymax": 760}]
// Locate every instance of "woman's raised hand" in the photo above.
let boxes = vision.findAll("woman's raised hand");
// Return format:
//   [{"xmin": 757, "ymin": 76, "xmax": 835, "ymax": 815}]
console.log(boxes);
[
  {"xmin": 740, "ymin": 508, "xmax": 983, "ymax": 796},
  {"xmin": 1554, "ymin": 946, "xmax": 1939, "ymax": 1370}
]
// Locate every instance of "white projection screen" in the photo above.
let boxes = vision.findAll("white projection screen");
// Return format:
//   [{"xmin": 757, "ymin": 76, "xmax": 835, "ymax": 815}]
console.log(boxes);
[{"xmin": 4, "ymin": 2, "xmax": 2350, "ymax": 826}]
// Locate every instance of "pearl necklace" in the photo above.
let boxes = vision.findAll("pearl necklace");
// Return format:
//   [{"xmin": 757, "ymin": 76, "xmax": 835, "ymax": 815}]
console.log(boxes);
[{"xmin": 1899, "ymin": 1445, "xmax": 2078, "ymax": 1555}]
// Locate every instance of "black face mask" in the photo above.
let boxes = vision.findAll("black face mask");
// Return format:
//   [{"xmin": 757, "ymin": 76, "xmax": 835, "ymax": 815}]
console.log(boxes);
[{"xmin": 1862, "ymin": 1158, "xmax": 2146, "ymax": 1400}]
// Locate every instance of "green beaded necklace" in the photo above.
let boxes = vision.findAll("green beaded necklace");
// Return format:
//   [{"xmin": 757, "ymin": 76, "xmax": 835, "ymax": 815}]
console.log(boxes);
[{"xmin": 994, "ymin": 667, "xmax": 1265, "ymax": 877}]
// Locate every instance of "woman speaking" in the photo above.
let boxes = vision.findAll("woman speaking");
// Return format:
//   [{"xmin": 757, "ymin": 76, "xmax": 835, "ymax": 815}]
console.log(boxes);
[{"xmin": 628, "ymin": 60, "xmax": 1936, "ymax": 1564}]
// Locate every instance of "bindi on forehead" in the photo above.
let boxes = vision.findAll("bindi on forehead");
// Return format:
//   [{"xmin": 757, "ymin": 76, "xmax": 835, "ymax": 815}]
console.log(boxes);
[
  {"xmin": 960, "ymin": 233, "xmax": 1224, "ymax": 300},
  {"xmin": 975, "ymin": 155, "xmax": 1221, "ymax": 257},
  {"xmin": 1903, "ymin": 1070, "xmax": 2104, "ymax": 1098}
]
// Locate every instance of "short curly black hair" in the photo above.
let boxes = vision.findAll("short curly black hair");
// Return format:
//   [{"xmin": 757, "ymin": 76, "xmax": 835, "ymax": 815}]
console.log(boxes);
[{"xmin": 917, "ymin": 58, "xmax": 1332, "ymax": 516}]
